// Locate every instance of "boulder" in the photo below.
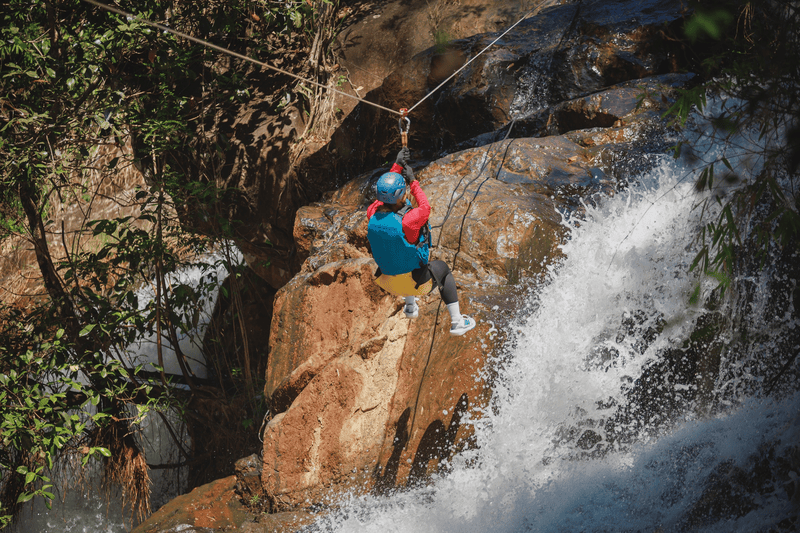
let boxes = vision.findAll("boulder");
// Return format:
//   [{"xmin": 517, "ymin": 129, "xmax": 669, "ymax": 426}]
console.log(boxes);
[
  {"xmin": 131, "ymin": 476, "xmax": 249, "ymax": 533},
  {"xmin": 302, "ymin": 0, "xmax": 689, "ymax": 177},
  {"xmin": 252, "ymin": 0, "xmax": 694, "ymax": 517},
  {"xmin": 131, "ymin": 474, "xmax": 315, "ymax": 533}
]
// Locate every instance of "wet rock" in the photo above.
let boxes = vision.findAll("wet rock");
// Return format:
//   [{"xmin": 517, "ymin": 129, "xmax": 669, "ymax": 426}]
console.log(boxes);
[
  {"xmin": 505, "ymin": 72, "xmax": 695, "ymax": 140},
  {"xmin": 131, "ymin": 476, "xmax": 248, "ymax": 533},
  {"xmin": 234, "ymin": 454, "xmax": 263, "ymax": 508},
  {"xmin": 239, "ymin": 510, "xmax": 316, "ymax": 532}
]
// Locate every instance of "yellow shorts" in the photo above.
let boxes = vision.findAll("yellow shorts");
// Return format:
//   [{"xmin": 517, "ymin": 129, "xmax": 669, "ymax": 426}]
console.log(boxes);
[{"xmin": 375, "ymin": 271, "xmax": 434, "ymax": 297}]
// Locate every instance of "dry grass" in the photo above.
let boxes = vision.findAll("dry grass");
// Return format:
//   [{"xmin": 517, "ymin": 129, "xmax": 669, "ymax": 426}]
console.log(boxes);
[{"xmin": 89, "ymin": 419, "xmax": 151, "ymax": 522}]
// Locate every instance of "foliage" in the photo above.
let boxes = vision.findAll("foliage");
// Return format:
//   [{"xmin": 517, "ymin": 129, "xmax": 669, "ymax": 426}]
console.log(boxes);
[
  {"xmin": 664, "ymin": 0, "xmax": 800, "ymax": 290},
  {"xmin": 0, "ymin": 0, "xmax": 296, "ymax": 525}
]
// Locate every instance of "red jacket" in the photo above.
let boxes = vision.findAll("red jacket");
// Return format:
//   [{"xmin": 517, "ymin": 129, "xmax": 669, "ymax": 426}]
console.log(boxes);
[{"xmin": 367, "ymin": 163, "xmax": 431, "ymax": 244}]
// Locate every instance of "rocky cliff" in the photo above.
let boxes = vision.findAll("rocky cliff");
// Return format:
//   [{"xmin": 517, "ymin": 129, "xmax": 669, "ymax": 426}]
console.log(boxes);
[{"xmin": 133, "ymin": 0, "xmax": 698, "ymax": 531}]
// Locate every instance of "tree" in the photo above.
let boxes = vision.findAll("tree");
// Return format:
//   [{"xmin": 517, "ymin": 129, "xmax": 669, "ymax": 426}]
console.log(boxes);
[
  {"xmin": 0, "ymin": 0, "xmax": 302, "ymax": 524},
  {"xmin": 665, "ymin": 0, "xmax": 800, "ymax": 290}
]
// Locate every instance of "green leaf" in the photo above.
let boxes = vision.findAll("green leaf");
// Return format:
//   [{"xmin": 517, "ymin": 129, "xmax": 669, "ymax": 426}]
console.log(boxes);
[
  {"xmin": 684, "ymin": 8, "xmax": 734, "ymax": 42},
  {"xmin": 16, "ymin": 492, "xmax": 35, "ymax": 504}
]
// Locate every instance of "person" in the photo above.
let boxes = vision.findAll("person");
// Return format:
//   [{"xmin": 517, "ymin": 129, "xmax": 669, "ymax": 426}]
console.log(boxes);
[{"xmin": 367, "ymin": 148, "xmax": 476, "ymax": 336}]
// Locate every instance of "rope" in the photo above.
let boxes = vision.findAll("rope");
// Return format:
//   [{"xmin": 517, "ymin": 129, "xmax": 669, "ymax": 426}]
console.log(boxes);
[
  {"xmin": 406, "ymin": 120, "xmax": 518, "ymax": 445},
  {"xmin": 82, "ymin": 0, "xmax": 550, "ymax": 121},
  {"xmin": 407, "ymin": 14, "xmax": 534, "ymax": 115},
  {"xmin": 80, "ymin": 0, "xmax": 402, "ymax": 117}
]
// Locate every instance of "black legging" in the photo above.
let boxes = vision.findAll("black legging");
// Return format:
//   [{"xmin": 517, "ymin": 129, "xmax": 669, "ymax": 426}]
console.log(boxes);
[{"xmin": 411, "ymin": 260, "xmax": 458, "ymax": 305}]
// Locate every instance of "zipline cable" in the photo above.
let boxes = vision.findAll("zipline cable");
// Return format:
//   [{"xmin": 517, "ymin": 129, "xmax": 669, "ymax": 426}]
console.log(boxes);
[
  {"xmin": 407, "ymin": 14, "xmax": 534, "ymax": 115},
  {"xmin": 82, "ymin": 0, "xmax": 555, "ymax": 123},
  {"xmin": 81, "ymin": 0, "xmax": 403, "ymax": 117}
]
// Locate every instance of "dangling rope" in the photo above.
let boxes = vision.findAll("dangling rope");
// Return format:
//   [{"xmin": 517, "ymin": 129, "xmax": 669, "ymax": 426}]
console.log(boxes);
[{"xmin": 406, "ymin": 120, "xmax": 518, "ymax": 446}]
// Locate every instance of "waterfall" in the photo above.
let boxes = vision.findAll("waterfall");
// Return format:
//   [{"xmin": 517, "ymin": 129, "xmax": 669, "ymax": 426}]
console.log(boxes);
[
  {"xmin": 312, "ymin": 121, "xmax": 799, "ymax": 532},
  {"xmin": 15, "ymin": 249, "xmax": 240, "ymax": 532},
  {"xmin": 13, "ymin": 113, "xmax": 797, "ymax": 531}
]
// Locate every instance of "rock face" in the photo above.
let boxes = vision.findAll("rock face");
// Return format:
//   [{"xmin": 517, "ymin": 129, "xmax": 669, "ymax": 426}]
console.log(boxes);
[
  {"xmin": 332, "ymin": 0, "xmax": 542, "ymax": 117},
  {"xmin": 140, "ymin": 0, "xmax": 697, "ymax": 528},
  {"xmin": 257, "ymin": 78, "xmax": 683, "ymax": 511},
  {"xmin": 260, "ymin": 256, "xmax": 497, "ymax": 510},
  {"xmin": 302, "ymin": 0, "xmax": 689, "ymax": 178}
]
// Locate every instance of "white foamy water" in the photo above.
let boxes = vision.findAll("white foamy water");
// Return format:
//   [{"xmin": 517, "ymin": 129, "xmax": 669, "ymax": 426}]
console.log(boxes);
[
  {"xmin": 313, "ymin": 136, "xmax": 798, "ymax": 532},
  {"xmin": 14, "ymin": 104, "xmax": 797, "ymax": 532}
]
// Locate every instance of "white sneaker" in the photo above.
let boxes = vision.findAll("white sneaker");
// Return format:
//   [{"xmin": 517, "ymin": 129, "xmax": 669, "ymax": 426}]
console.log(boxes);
[
  {"xmin": 450, "ymin": 315, "xmax": 476, "ymax": 336},
  {"xmin": 404, "ymin": 302, "xmax": 419, "ymax": 319}
]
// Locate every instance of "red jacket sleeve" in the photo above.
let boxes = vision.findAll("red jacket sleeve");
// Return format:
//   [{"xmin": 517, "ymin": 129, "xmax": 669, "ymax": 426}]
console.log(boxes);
[
  {"xmin": 367, "ymin": 200, "xmax": 381, "ymax": 219},
  {"xmin": 402, "ymin": 181, "xmax": 431, "ymax": 244}
]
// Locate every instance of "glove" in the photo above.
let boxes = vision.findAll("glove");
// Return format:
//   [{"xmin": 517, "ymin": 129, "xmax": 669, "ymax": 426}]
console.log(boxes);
[
  {"xmin": 395, "ymin": 147, "xmax": 410, "ymax": 166},
  {"xmin": 402, "ymin": 162, "xmax": 415, "ymax": 184}
]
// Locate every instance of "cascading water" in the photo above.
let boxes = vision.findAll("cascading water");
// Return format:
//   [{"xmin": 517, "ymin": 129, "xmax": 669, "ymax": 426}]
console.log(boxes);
[
  {"xmin": 312, "ymin": 113, "xmax": 799, "ymax": 532},
  {"xmin": 12, "ymin": 107, "xmax": 797, "ymax": 532},
  {"xmin": 15, "ymin": 250, "xmax": 240, "ymax": 533}
]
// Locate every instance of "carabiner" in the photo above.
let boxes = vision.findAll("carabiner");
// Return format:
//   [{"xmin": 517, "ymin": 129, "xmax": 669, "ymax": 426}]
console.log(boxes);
[{"xmin": 398, "ymin": 108, "xmax": 411, "ymax": 148}]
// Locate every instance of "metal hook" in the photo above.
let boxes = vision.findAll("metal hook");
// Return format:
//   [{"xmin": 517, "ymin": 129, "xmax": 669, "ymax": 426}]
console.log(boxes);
[{"xmin": 398, "ymin": 108, "xmax": 410, "ymax": 147}]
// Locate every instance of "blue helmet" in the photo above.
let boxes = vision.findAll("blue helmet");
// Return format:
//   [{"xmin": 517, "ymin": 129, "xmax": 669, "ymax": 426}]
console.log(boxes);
[{"xmin": 375, "ymin": 172, "xmax": 406, "ymax": 204}]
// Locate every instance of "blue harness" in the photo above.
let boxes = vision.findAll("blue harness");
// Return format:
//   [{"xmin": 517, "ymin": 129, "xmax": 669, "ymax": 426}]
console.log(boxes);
[{"xmin": 367, "ymin": 203, "xmax": 431, "ymax": 276}]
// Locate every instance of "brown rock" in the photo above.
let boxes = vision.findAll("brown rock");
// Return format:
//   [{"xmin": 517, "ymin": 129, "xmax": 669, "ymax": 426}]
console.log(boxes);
[
  {"xmin": 374, "ymin": 296, "xmax": 492, "ymax": 489},
  {"xmin": 262, "ymin": 302, "xmax": 411, "ymax": 510},
  {"xmin": 131, "ymin": 476, "xmax": 248, "ymax": 533},
  {"xmin": 265, "ymin": 258, "xmax": 397, "ymax": 407}
]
